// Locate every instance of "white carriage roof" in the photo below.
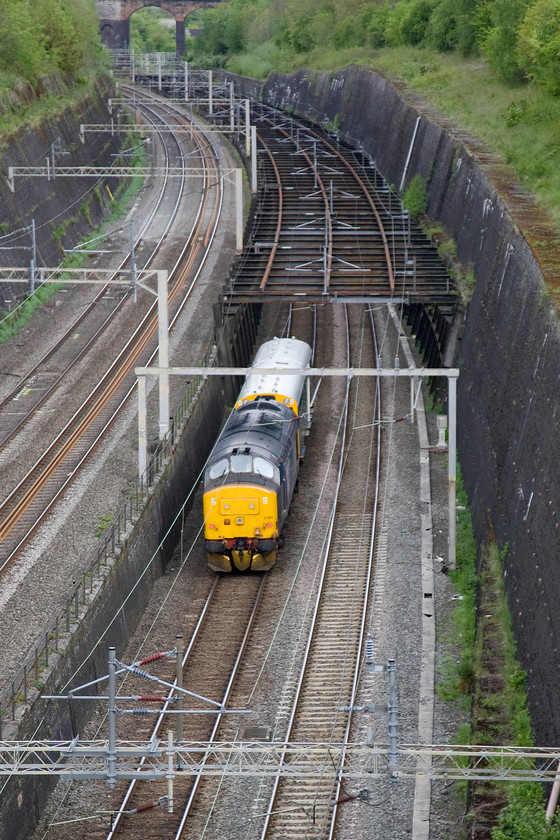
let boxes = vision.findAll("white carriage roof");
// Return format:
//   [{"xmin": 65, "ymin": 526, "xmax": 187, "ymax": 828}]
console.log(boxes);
[{"xmin": 238, "ymin": 337, "xmax": 312, "ymax": 405}]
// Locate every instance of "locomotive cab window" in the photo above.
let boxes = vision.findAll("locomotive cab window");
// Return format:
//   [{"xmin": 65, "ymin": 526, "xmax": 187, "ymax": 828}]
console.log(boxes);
[
  {"xmin": 231, "ymin": 453, "xmax": 252, "ymax": 473},
  {"xmin": 208, "ymin": 459, "xmax": 229, "ymax": 480},
  {"xmin": 253, "ymin": 457, "xmax": 275, "ymax": 479}
]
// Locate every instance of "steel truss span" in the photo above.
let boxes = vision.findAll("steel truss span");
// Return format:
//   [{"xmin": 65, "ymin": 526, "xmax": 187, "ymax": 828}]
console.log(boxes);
[{"xmin": 1, "ymin": 740, "xmax": 559, "ymax": 784}]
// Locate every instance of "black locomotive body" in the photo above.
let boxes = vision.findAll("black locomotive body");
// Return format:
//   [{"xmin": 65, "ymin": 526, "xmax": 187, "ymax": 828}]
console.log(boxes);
[{"xmin": 203, "ymin": 337, "xmax": 312, "ymax": 572}]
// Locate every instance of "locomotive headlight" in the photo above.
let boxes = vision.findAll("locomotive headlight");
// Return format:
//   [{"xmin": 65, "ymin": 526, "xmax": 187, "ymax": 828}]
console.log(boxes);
[{"xmin": 255, "ymin": 528, "xmax": 261, "ymax": 536}]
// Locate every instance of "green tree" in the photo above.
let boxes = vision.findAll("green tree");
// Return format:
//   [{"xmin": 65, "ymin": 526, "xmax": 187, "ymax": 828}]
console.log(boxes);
[
  {"xmin": 361, "ymin": 2, "xmax": 391, "ymax": 48},
  {"xmin": 130, "ymin": 8, "xmax": 176, "ymax": 53},
  {"xmin": 38, "ymin": 0, "xmax": 83, "ymax": 75},
  {"xmin": 0, "ymin": 3, "xmax": 43, "ymax": 84},
  {"xmin": 400, "ymin": 0, "xmax": 437, "ymax": 46},
  {"xmin": 0, "ymin": 0, "xmax": 101, "ymax": 87},
  {"xmin": 517, "ymin": 0, "xmax": 560, "ymax": 94},
  {"xmin": 384, "ymin": 1, "xmax": 413, "ymax": 46},
  {"xmin": 425, "ymin": 0, "xmax": 479, "ymax": 54},
  {"xmin": 478, "ymin": 0, "xmax": 531, "ymax": 83}
]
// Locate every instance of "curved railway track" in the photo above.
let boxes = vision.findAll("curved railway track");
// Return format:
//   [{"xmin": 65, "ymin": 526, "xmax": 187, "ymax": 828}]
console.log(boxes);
[
  {"xmin": 0, "ymin": 98, "xmax": 222, "ymax": 569},
  {"xmin": 88, "ymin": 90, "xmax": 393, "ymax": 840},
  {"xmin": 0, "ymin": 103, "xmax": 187, "ymax": 450},
  {"xmin": 225, "ymin": 101, "xmax": 451, "ymax": 303}
]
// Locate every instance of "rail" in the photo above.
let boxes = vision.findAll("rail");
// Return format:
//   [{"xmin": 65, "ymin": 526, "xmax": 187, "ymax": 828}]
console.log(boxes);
[{"xmin": 0, "ymin": 342, "xmax": 214, "ymax": 738}]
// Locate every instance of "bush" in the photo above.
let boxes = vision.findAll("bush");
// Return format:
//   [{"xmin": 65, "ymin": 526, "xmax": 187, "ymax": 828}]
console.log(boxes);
[
  {"xmin": 477, "ymin": 0, "xmax": 531, "ymax": 83},
  {"xmin": 358, "ymin": 2, "xmax": 391, "ymax": 48},
  {"xmin": 402, "ymin": 174, "xmax": 429, "ymax": 218},
  {"xmin": 400, "ymin": 0, "xmax": 437, "ymax": 46},
  {"xmin": 517, "ymin": 0, "xmax": 560, "ymax": 95},
  {"xmin": 130, "ymin": 8, "xmax": 176, "ymax": 54},
  {"xmin": 493, "ymin": 783, "xmax": 560, "ymax": 839},
  {"xmin": 384, "ymin": 2, "xmax": 413, "ymax": 47},
  {"xmin": 0, "ymin": 0, "xmax": 101, "ymax": 89}
]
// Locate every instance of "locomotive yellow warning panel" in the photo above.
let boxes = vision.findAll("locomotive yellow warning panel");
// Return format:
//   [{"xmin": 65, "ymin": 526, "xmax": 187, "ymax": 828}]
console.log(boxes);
[{"xmin": 204, "ymin": 486, "xmax": 278, "ymax": 541}]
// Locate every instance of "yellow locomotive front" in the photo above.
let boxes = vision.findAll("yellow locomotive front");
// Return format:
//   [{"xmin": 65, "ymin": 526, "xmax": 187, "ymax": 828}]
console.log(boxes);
[{"xmin": 204, "ymin": 482, "xmax": 280, "ymax": 572}]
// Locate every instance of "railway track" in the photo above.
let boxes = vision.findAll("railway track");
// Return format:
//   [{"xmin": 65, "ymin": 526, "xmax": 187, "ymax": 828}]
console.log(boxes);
[
  {"xmin": 0, "ymin": 102, "xmax": 185, "ymax": 452},
  {"xmin": 86, "ymin": 88, "xmax": 393, "ymax": 840},
  {"xmin": 0, "ymin": 98, "xmax": 222, "ymax": 570},
  {"xmin": 99, "ymin": 572, "xmax": 266, "ymax": 840},
  {"xmin": 223, "ymin": 101, "xmax": 451, "ymax": 303},
  {"xmin": 26, "ymin": 83, "xmax": 446, "ymax": 840},
  {"xmin": 258, "ymin": 306, "xmax": 380, "ymax": 840},
  {"xmin": 92, "ymin": 302, "xmax": 381, "ymax": 840}
]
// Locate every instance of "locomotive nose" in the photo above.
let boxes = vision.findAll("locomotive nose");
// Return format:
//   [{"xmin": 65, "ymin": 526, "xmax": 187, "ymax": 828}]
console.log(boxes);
[{"xmin": 232, "ymin": 543, "xmax": 252, "ymax": 571}]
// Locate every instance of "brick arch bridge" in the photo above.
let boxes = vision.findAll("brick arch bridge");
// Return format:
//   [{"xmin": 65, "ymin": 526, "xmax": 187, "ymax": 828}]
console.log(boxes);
[{"xmin": 96, "ymin": 1, "xmax": 217, "ymax": 53}]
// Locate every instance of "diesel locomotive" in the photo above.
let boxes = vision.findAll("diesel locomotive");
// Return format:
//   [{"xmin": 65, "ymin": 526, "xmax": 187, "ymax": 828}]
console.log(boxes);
[{"xmin": 203, "ymin": 337, "xmax": 312, "ymax": 572}]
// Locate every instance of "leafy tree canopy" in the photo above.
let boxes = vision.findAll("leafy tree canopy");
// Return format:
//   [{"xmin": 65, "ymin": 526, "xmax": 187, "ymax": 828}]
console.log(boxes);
[
  {"xmin": 0, "ymin": 0, "xmax": 102, "ymax": 91},
  {"xmin": 130, "ymin": 7, "xmax": 176, "ymax": 54},
  {"xmin": 189, "ymin": 0, "xmax": 560, "ymax": 92}
]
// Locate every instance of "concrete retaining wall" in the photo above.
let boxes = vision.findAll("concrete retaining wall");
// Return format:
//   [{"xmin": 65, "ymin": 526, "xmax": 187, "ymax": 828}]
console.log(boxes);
[
  {"xmin": 229, "ymin": 65, "xmax": 560, "ymax": 747},
  {"xmin": 0, "ymin": 372, "xmax": 220, "ymax": 840},
  {"xmin": 0, "ymin": 75, "xmax": 123, "ymax": 309}
]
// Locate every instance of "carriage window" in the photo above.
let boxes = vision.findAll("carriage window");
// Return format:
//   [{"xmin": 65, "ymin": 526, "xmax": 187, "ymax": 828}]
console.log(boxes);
[
  {"xmin": 253, "ymin": 457, "xmax": 274, "ymax": 478},
  {"xmin": 208, "ymin": 459, "xmax": 229, "ymax": 479},
  {"xmin": 231, "ymin": 453, "xmax": 252, "ymax": 473}
]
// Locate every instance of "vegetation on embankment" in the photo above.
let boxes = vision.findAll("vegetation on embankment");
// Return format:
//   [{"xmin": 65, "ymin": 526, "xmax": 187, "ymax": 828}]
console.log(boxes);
[
  {"xmin": 188, "ymin": 0, "xmax": 560, "ymax": 228},
  {"xmin": 438, "ymin": 478, "xmax": 560, "ymax": 838},
  {"xmin": 0, "ymin": 0, "xmax": 108, "ymax": 134}
]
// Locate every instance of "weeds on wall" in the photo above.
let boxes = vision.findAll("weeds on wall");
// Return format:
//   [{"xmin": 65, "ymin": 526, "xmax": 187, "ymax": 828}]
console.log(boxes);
[
  {"xmin": 422, "ymin": 220, "xmax": 477, "ymax": 305},
  {"xmin": 0, "ymin": 282, "xmax": 63, "ymax": 343},
  {"xmin": 436, "ymin": 469, "xmax": 478, "ymax": 703},
  {"xmin": 480, "ymin": 544, "xmax": 560, "ymax": 838},
  {"xmin": 401, "ymin": 173, "xmax": 428, "ymax": 219}
]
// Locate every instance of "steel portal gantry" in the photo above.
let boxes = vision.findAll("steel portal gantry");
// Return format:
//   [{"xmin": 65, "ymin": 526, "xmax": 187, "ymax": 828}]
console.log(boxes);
[
  {"xmin": 135, "ymin": 363, "xmax": 459, "ymax": 568},
  {"xmin": 1, "ymin": 739, "xmax": 559, "ymax": 783}
]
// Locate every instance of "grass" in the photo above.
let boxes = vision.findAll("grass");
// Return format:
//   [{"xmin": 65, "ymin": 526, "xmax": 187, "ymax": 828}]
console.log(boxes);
[
  {"xmin": 219, "ymin": 39, "xmax": 560, "ymax": 231},
  {"xmin": 367, "ymin": 46, "xmax": 560, "ymax": 222},
  {"xmin": 95, "ymin": 513, "xmax": 114, "ymax": 538},
  {"xmin": 433, "ymin": 490, "xmax": 558, "ymax": 837},
  {"xmin": 429, "ymin": 474, "xmax": 552, "ymax": 836},
  {"xmin": 476, "ymin": 542, "xmax": 560, "ymax": 838},
  {"xmin": 0, "ymin": 283, "xmax": 64, "ymax": 344},
  {"xmin": 0, "ymin": 70, "xmax": 110, "ymax": 140},
  {"xmin": 436, "ymin": 470, "xmax": 477, "ymax": 703}
]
